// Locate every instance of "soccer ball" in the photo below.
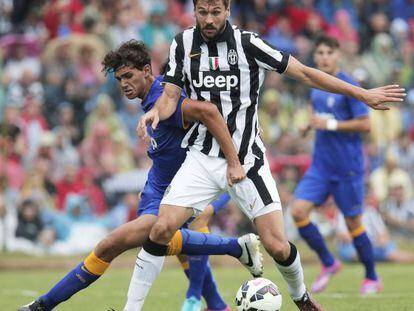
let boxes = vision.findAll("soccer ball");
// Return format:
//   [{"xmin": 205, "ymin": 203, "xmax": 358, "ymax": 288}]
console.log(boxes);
[{"xmin": 235, "ymin": 278, "xmax": 282, "ymax": 311}]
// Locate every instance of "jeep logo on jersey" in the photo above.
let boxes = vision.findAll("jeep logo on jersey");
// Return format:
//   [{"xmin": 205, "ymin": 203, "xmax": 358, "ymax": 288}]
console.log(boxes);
[
  {"xmin": 192, "ymin": 70, "xmax": 239, "ymax": 92},
  {"xmin": 227, "ymin": 49, "xmax": 238, "ymax": 65}
]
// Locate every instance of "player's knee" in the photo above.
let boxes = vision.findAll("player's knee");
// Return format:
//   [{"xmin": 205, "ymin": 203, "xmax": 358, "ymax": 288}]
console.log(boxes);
[
  {"xmin": 151, "ymin": 221, "xmax": 175, "ymax": 243},
  {"xmin": 261, "ymin": 236, "xmax": 290, "ymax": 261},
  {"xmin": 290, "ymin": 203, "xmax": 308, "ymax": 222},
  {"xmin": 95, "ymin": 235, "xmax": 120, "ymax": 261}
]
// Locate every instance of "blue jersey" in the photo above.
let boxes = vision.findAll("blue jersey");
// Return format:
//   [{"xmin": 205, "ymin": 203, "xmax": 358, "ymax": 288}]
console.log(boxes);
[
  {"xmin": 138, "ymin": 76, "xmax": 188, "ymax": 216},
  {"xmin": 310, "ymin": 71, "xmax": 368, "ymax": 179}
]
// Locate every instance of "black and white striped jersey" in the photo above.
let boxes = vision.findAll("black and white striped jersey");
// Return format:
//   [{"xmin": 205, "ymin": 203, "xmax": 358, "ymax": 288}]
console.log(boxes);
[{"xmin": 164, "ymin": 21, "xmax": 290, "ymax": 164}]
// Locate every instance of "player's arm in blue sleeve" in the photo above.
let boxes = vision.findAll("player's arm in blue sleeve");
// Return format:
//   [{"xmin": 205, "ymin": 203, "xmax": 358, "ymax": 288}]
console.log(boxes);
[
  {"xmin": 211, "ymin": 193, "xmax": 231, "ymax": 214},
  {"xmin": 164, "ymin": 91, "xmax": 192, "ymax": 129}
]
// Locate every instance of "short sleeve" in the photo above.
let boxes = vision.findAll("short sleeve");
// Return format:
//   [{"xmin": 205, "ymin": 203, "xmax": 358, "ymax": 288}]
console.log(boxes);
[
  {"xmin": 163, "ymin": 33, "xmax": 185, "ymax": 89},
  {"xmin": 246, "ymin": 33, "xmax": 290, "ymax": 73},
  {"xmin": 164, "ymin": 91, "xmax": 190, "ymax": 129},
  {"xmin": 211, "ymin": 193, "xmax": 231, "ymax": 214}
]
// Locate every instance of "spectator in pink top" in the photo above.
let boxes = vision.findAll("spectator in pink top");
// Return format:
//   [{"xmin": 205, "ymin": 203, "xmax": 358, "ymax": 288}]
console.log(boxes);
[{"xmin": 328, "ymin": 9, "xmax": 359, "ymax": 46}]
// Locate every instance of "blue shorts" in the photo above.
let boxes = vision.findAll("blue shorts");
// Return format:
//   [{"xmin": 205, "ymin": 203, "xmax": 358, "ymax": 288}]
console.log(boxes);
[
  {"xmin": 337, "ymin": 242, "xmax": 396, "ymax": 262},
  {"xmin": 137, "ymin": 182, "xmax": 195, "ymax": 228},
  {"xmin": 294, "ymin": 170, "xmax": 364, "ymax": 217},
  {"xmin": 137, "ymin": 182, "xmax": 164, "ymax": 217}
]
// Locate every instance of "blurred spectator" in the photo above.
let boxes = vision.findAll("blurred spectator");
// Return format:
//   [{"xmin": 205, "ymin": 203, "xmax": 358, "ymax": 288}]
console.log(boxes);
[
  {"xmin": 388, "ymin": 132, "xmax": 414, "ymax": 176},
  {"xmin": 359, "ymin": 12, "xmax": 390, "ymax": 52},
  {"xmin": 21, "ymin": 96, "xmax": 48, "ymax": 161},
  {"xmin": 2, "ymin": 36, "xmax": 41, "ymax": 84},
  {"xmin": 0, "ymin": 107, "xmax": 25, "ymax": 190},
  {"xmin": 55, "ymin": 164, "xmax": 83, "ymax": 211},
  {"xmin": 370, "ymin": 149, "xmax": 413, "ymax": 203},
  {"xmin": 391, "ymin": 0, "xmax": 414, "ymax": 21},
  {"xmin": 15, "ymin": 198, "xmax": 44, "ymax": 241},
  {"xmin": 118, "ymin": 101, "xmax": 143, "ymax": 146},
  {"xmin": 77, "ymin": 167, "xmax": 107, "ymax": 216},
  {"xmin": 315, "ymin": 0, "xmax": 358, "ymax": 27},
  {"xmin": 139, "ymin": 3, "xmax": 177, "ymax": 49},
  {"xmin": 362, "ymin": 33, "xmax": 395, "ymax": 88},
  {"xmin": 108, "ymin": 8, "xmax": 141, "ymax": 48},
  {"xmin": 265, "ymin": 16, "xmax": 298, "ymax": 55},
  {"xmin": 49, "ymin": 193, "xmax": 107, "ymax": 255},
  {"xmin": 336, "ymin": 205, "xmax": 414, "ymax": 263},
  {"xmin": 327, "ymin": 9, "xmax": 359, "ymax": 47},
  {"xmin": 53, "ymin": 102, "xmax": 82, "ymax": 146},
  {"xmin": 84, "ymin": 93, "xmax": 124, "ymax": 137},
  {"xmin": 380, "ymin": 179, "xmax": 414, "ymax": 235}
]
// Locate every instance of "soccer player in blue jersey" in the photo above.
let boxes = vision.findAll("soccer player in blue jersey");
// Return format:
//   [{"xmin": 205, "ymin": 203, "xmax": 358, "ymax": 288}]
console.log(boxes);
[
  {"xmin": 291, "ymin": 35, "xmax": 381, "ymax": 294},
  {"xmin": 19, "ymin": 40, "xmax": 262, "ymax": 311}
]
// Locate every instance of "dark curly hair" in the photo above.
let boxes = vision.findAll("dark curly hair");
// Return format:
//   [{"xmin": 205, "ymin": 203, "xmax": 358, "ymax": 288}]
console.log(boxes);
[
  {"xmin": 102, "ymin": 40, "xmax": 151, "ymax": 76},
  {"xmin": 193, "ymin": 0, "xmax": 230, "ymax": 9}
]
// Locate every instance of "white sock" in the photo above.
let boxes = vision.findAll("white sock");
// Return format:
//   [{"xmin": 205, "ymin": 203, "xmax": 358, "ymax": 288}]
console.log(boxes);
[
  {"xmin": 123, "ymin": 249, "xmax": 165, "ymax": 311},
  {"xmin": 275, "ymin": 250, "xmax": 306, "ymax": 300}
]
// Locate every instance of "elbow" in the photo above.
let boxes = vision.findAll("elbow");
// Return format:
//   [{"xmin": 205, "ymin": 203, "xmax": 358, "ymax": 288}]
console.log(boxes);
[{"xmin": 199, "ymin": 103, "xmax": 220, "ymax": 123}]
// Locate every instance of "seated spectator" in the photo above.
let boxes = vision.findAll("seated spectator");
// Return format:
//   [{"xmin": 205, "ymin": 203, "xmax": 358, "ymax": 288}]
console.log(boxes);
[
  {"xmin": 47, "ymin": 193, "xmax": 108, "ymax": 255},
  {"xmin": 13, "ymin": 198, "xmax": 55, "ymax": 253},
  {"xmin": 77, "ymin": 167, "xmax": 107, "ymax": 216},
  {"xmin": 139, "ymin": 3, "xmax": 177, "ymax": 49},
  {"xmin": 84, "ymin": 93, "xmax": 125, "ymax": 138},
  {"xmin": 52, "ymin": 102, "xmax": 82, "ymax": 146},
  {"xmin": 370, "ymin": 148, "xmax": 412, "ymax": 202},
  {"xmin": 15, "ymin": 198, "xmax": 44, "ymax": 241},
  {"xmin": 380, "ymin": 179, "xmax": 414, "ymax": 235},
  {"xmin": 327, "ymin": 9, "xmax": 359, "ymax": 47},
  {"xmin": 55, "ymin": 164, "xmax": 83, "ymax": 211},
  {"xmin": 336, "ymin": 205, "xmax": 414, "ymax": 263}
]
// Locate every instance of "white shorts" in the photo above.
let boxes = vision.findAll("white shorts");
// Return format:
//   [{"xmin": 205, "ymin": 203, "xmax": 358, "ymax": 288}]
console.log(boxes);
[{"xmin": 161, "ymin": 147, "xmax": 282, "ymax": 220}]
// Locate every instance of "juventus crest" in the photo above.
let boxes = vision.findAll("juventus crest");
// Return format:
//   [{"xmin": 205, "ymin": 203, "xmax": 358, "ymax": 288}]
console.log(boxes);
[{"xmin": 227, "ymin": 49, "xmax": 238, "ymax": 65}]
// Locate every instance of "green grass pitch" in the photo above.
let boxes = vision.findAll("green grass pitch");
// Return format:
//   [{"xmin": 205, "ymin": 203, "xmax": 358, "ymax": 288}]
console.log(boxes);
[{"xmin": 2, "ymin": 256, "xmax": 414, "ymax": 311}]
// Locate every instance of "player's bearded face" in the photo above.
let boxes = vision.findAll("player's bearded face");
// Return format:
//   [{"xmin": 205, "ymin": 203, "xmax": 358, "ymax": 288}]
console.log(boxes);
[{"xmin": 195, "ymin": 0, "xmax": 229, "ymax": 41}]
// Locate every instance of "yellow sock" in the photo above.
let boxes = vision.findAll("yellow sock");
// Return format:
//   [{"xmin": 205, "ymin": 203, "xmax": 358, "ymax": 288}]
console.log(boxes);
[
  {"xmin": 350, "ymin": 225, "xmax": 365, "ymax": 238},
  {"xmin": 167, "ymin": 231, "xmax": 183, "ymax": 256},
  {"xmin": 84, "ymin": 251, "xmax": 110, "ymax": 276},
  {"xmin": 166, "ymin": 227, "xmax": 210, "ymax": 256},
  {"xmin": 295, "ymin": 218, "xmax": 311, "ymax": 228}
]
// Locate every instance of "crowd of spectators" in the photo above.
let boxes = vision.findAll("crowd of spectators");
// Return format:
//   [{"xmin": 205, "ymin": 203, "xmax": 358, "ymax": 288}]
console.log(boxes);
[{"xmin": 0, "ymin": 0, "xmax": 413, "ymax": 256}]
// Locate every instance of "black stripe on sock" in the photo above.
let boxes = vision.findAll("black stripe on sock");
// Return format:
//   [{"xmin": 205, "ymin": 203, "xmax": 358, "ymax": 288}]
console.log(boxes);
[
  {"xmin": 274, "ymin": 242, "xmax": 297, "ymax": 267},
  {"xmin": 143, "ymin": 238, "xmax": 168, "ymax": 256}
]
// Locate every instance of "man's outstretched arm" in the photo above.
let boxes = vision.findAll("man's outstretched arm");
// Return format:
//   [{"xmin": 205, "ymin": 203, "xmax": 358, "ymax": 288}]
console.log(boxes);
[{"xmin": 285, "ymin": 56, "xmax": 406, "ymax": 110}]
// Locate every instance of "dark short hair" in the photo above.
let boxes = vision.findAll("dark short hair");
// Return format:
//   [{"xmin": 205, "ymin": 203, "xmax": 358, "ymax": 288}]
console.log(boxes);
[
  {"xmin": 102, "ymin": 40, "xmax": 151, "ymax": 76},
  {"xmin": 314, "ymin": 35, "xmax": 340, "ymax": 50},
  {"xmin": 193, "ymin": 0, "xmax": 230, "ymax": 9}
]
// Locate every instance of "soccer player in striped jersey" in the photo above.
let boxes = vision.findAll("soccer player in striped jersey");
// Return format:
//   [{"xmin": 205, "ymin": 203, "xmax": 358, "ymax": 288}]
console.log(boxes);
[
  {"xmin": 135, "ymin": 1, "xmax": 405, "ymax": 310},
  {"xmin": 18, "ymin": 40, "xmax": 261, "ymax": 311},
  {"xmin": 291, "ymin": 35, "xmax": 380, "ymax": 294}
]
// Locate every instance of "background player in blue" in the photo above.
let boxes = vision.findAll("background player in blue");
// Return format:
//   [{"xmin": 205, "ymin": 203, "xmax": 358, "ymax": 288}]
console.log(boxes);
[
  {"xmin": 291, "ymin": 35, "xmax": 381, "ymax": 295},
  {"xmin": 19, "ymin": 40, "xmax": 262, "ymax": 311}
]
